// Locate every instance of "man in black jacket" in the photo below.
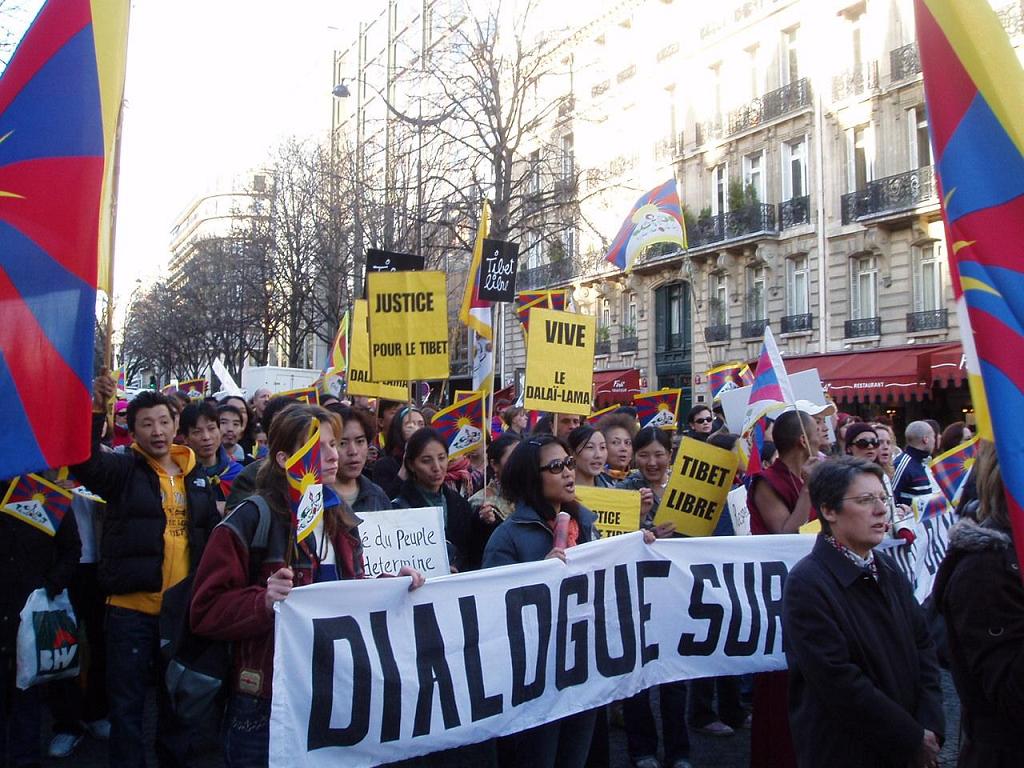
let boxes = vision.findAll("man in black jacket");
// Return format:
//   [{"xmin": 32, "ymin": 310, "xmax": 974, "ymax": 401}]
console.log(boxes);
[
  {"xmin": 782, "ymin": 457, "xmax": 944, "ymax": 768},
  {"xmin": 72, "ymin": 377, "xmax": 219, "ymax": 768}
]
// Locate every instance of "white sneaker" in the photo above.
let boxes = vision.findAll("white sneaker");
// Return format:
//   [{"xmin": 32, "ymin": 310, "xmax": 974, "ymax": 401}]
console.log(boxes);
[
  {"xmin": 48, "ymin": 732, "xmax": 84, "ymax": 758},
  {"xmin": 86, "ymin": 718, "xmax": 111, "ymax": 740}
]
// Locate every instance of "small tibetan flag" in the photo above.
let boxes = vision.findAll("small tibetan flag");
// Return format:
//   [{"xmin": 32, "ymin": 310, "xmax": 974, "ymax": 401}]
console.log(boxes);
[
  {"xmin": 431, "ymin": 391, "xmax": 484, "ymax": 459},
  {"xmin": 278, "ymin": 386, "xmax": 319, "ymax": 405},
  {"xmin": 2, "ymin": 473, "xmax": 73, "ymax": 536},
  {"xmin": 930, "ymin": 436, "xmax": 979, "ymax": 503},
  {"xmin": 633, "ymin": 389, "xmax": 681, "ymax": 430},
  {"xmin": 177, "ymin": 378, "xmax": 207, "ymax": 399},
  {"xmin": 587, "ymin": 404, "xmax": 618, "ymax": 426},
  {"xmin": 286, "ymin": 418, "xmax": 322, "ymax": 543},
  {"xmin": 708, "ymin": 362, "xmax": 743, "ymax": 401}
]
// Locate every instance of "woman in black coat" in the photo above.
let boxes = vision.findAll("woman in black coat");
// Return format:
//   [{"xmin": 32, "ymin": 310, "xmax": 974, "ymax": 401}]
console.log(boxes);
[
  {"xmin": 782, "ymin": 457, "xmax": 944, "ymax": 768},
  {"xmin": 934, "ymin": 441, "xmax": 1024, "ymax": 767}
]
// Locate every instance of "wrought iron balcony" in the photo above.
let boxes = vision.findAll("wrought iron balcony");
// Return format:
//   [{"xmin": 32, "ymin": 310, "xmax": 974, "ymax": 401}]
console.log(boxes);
[
  {"xmin": 781, "ymin": 313, "xmax": 813, "ymax": 334},
  {"xmin": 741, "ymin": 319, "xmax": 769, "ymax": 339},
  {"xmin": 557, "ymin": 96, "xmax": 575, "ymax": 118},
  {"xmin": 695, "ymin": 120, "xmax": 723, "ymax": 146},
  {"xmin": 688, "ymin": 203, "xmax": 778, "ymax": 248},
  {"xmin": 655, "ymin": 133, "xmax": 685, "ymax": 162},
  {"xmin": 844, "ymin": 317, "xmax": 881, "ymax": 338},
  {"xmin": 890, "ymin": 43, "xmax": 921, "ymax": 82},
  {"xmin": 999, "ymin": 1, "xmax": 1024, "ymax": 37},
  {"xmin": 727, "ymin": 78, "xmax": 811, "ymax": 136},
  {"xmin": 618, "ymin": 335, "xmax": 638, "ymax": 353},
  {"xmin": 832, "ymin": 61, "xmax": 878, "ymax": 102},
  {"xmin": 518, "ymin": 258, "xmax": 574, "ymax": 290},
  {"xmin": 704, "ymin": 324, "xmax": 731, "ymax": 343},
  {"xmin": 779, "ymin": 195, "xmax": 811, "ymax": 229},
  {"xmin": 595, "ymin": 340, "xmax": 611, "ymax": 356},
  {"xmin": 841, "ymin": 166, "xmax": 936, "ymax": 224},
  {"xmin": 907, "ymin": 309, "xmax": 949, "ymax": 333}
]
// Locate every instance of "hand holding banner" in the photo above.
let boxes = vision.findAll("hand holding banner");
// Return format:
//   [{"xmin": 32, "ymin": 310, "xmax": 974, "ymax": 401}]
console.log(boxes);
[
  {"xmin": 524, "ymin": 307, "xmax": 595, "ymax": 416},
  {"xmin": 655, "ymin": 437, "xmax": 738, "ymax": 537}
]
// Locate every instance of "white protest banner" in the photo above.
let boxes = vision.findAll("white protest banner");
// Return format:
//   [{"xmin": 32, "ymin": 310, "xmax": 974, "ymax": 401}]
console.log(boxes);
[
  {"xmin": 882, "ymin": 508, "xmax": 955, "ymax": 602},
  {"xmin": 358, "ymin": 507, "xmax": 450, "ymax": 578},
  {"xmin": 271, "ymin": 532, "xmax": 813, "ymax": 767},
  {"xmin": 727, "ymin": 485, "xmax": 751, "ymax": 536}
]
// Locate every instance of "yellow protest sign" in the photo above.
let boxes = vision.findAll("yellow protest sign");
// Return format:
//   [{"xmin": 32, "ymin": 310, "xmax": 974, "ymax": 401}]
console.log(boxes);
[
  {"xmin": 575, "ymin": 485, "xmax": 642, "ymax": 539},
  {"xmin": 347, "ymin": 299, "xmax": 409, "ymax": 401},
  {"xmin": 655, "ymin": 437, "xmax": 739, "ymax": 537},
  {"xmin": 523, "ymin": 307, "xmax": 595, "ymax": 417},
  {"xmin": 368, "ymin": 271, "xmax": 450, "ymax": 381}
]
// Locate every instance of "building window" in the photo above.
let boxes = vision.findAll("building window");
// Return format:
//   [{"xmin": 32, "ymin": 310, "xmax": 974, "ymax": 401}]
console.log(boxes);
[
  {"xmin": 525, "ymin": 231, "xmax": 542, "ymax": 270},
  {"xmin": 710, "ymin": 62, "xmax": 722, "ymax": 122},
  {"xmin": 600, "ymin": 298, "xmax": 611, "ymax": 329},
  {"xmin": 654, "ymin": 281, "xmax": 689, "ymax": 350},
  {"xmin": 561, "ymin": 225, "xmax": 575, "ymax": 261},
  {"xmin": 912, "ymin": 241, "xmax": 943, "ymax": 312},
  {"xmin": 709, "ymin": 272, "xmax": 728, "ymax": 325},
  {"xmin": 781, "ymin": 26, "xmax": 800, "ymax": 85},
  {"xmin": 745, "ymin": 264, "xmax": 767, "ymax": 321},
  {"xmin": 528, "ymin": 150, "xmax": 541, "ymax": 195},
  {"xmin": 782, "ymin": 137, "xmax": 807, "ymax": 200},
  {"xmin": 786, "ymin": 255, "xmax": 810, "ymax": 316},
  {"xmin": 746, "ymin": 43, "xmax": 760, "ymax": 99},
  {"xmin": 712, "ymin": 163, "xmax": 728, "ymax": 215},
  {"xmin": 907, "ymin": 106, "xmax": 932, "ymax": 170},
  {"xmin": 743, "ymin": 151, "xmax": 765, "ymax": 203},
  {"xmin": 560, "ymin": 134, "xmax": 574, "ymax": 181},
  {"xmin": 847, "ymin": 124, "xmax": 874, "ymax": 192},
  {"xmin": 850, "ymin": 254, "xmax": 878, "ymax": 319},
  {"xmin": 622, "ymin": 292, "xmax": 638, "ymax": 332}
]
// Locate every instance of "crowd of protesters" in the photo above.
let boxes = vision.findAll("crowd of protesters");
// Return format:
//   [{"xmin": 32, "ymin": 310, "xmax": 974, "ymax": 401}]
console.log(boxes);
[{"xmin": 2, "ymin": 374, "xmax": 1021, "ymax": 768}]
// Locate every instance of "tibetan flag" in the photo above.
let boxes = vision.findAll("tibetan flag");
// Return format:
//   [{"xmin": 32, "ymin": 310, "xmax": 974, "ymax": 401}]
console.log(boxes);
[
  {"xmin": 2, "ymin": 473, "xmax": 72, "ymax": 535},
  {"xmin": 177, "ymin": 378, "xmax": 207, "ymax": 399},
  {"xmin": 913, "ymin": 492, "xmax": 950, "ymax": 522},
  {"xmin": 285, "ymin": 417, "xmax": 322, "ymax": 543},
  {"xmin": 459, "ymin": 201, "xmax": 492, "ymax": 340},
  {"xmin": 708, "ymin": 362, "xmax": 743, "ymax": 401},
  {"xmin": 0, "ymin": 1, "xmax": 130, "ymax": 479},
  {"xmin": 930, "ymin": 435, "xmax": 979, "ymax": 503},
  {"xmin": 161, "ymin": 384, "xmax": 176, "ymax": 395},
  {"xmin": 278, "ymin": 386, "xmax": 319, "ymax": 405},
  {"xmin": 605, "ymin": 179, "xmax": 687, "ymax": 272},
  {"xmin": 633, "ymin": 388, "xmax": 681, "ymax": 430},
  {"xmin": 431, "ymin": 390, "xmax": 484, "ymax": 459},
  {"xmin": 325, "ymin": 310, "xmax": 349, "ymax": 377},
  {"xmin": 452, "ymin": 389, "xmax": 475, "ymax": 403},
  {"xmin": 114, "ymin": 368, "xmax": 125, "ymax": 392},
  {"xmin": 738, "ymin": 364, "xmax": 754, "ymax": 387},
  {"xmin": 587, "ymin": 404, "xmax": 618, "ymax": 425},
  {"xmin": 916, "ymin": 0, "xmax": 1024, "ymax": 570},
  {"xmin": 743, "ymin": 326, "xmax": 796, "ymax": 474}
]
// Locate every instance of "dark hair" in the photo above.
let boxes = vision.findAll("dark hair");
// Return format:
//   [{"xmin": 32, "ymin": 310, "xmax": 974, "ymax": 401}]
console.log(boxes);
[
  {"xmin": 531, "ymin": 414, "xmax": 553, "ymax": 435},
  {"xmin": 502, "ymin": 405, "xmax": 525, "ymax": 427},
  {"xmin": 614, "ymin": 405, "xmax": 638, "ymax": 419},
  {"xmin": 975, "ymin": 441, "xmax": 1009, "ymax": 529},
  {"xmin": 707, "ymin": 432, "xmax": 740, "ymax": 451},
  {"xmin": 686, "ymin": 404, "xmax": 712, "ymax": 424},
  {"xmin": 760, "ymin": 441, "xmax": 777, "ymax": 465},
  {"xmin": 217, "ymin": 403, "xmax": 244, "ymax": 423},
  {"xmin": 127, "ymin": 391, "xmax": 176, "ymax": 432},
  {"xmin": 844, "ymin": 423, "xmax": 879, "ymax": 454},
  {"xmin": 487, "ymin": 432, "xmax": 522, "ymax": 471},
  {"xmin": 634, "ymin": 426, "xmax": 671, "ymax": 453},
  {"xmin": 377, "ymin": 399, "xmax": 404, "ymax": 417},
  {"xmin": 808, "ymin": 457, "xmax": 885, "ymax": 534},
  {"xmin": 402, "ymin": 427, "xmax": 447, "ymax": 471},
  {"xmin": 925, "ymin": 419, "xmax": 942, "ymax": 443},
  {"xmin": 773, "ymin": 410, "xmax": 817, "ymax": 455},
  {"xmin": 261, "ymin": 395, "xmax": 296, "ymax": 432},
  {"xmin": 178, "ymin": 401, "xmax": 219, "ymax": 436},
  {"xmin": 325, "ymin": 403, "xmax": 377, "ymax": 443},
  {"xmin": 385, "ymin": 405, "xmax": 422, "ymax": 458},
  {"xmin": 567, "ymin": 425, "xmax": 598, "ymax": 455},
  {"xmin": 500, "ymin": 435, "xmax": 577, "ymax": 521},
  {"xmin": 597, "ymin": 412, "xmax": 638, "ymax": 439},
  {"xmin": 938, "ymin": 421, "xmax": 967, "ymax": 455}
]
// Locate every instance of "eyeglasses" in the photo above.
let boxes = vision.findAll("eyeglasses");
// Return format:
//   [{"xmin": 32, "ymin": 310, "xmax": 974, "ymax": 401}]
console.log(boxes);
[
  {"xmin": 540, "ymin": 456, "xmax": 576, "ymax": 474},
  {"xmin": 851, "ymin": 439, "xmax": 879, "ymax": 449},
  {"xmin": 842, "ymin": 493, "xmax": 891, "ymax": 507},
  {"xmin": 693, "ymin": 417, "xmax": 713, "ymax": 424}
]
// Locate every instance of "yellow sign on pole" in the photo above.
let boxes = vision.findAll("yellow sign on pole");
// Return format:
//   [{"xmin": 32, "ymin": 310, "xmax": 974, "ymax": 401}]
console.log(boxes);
[
  {"xmin": 655, "ymin": 437, "xmax": 739, "ymax": 537},
  {"xmin": 347, "ymin": 299, "xmax": 408, "ymax": 401},
  {"xmin": 523, "ymin": 307, "xmax": 596, "ymax": 417},
  {"xmin": 368, "ymin": 271, "xmax": 450, "ymax": 381},
  {"xmin": 575, "ymin": 485, "xmax": 642, "ymax": 539}
]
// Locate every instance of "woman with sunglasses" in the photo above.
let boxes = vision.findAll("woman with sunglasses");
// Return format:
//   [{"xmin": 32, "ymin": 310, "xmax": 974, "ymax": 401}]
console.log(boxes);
[
  {"xmin": 370, "ymin": 405, "xmax": 424, "ymax": 499},
  {"xmin": 482, "ymin": 435, "xmax": 600, "ymax": 767},
  {"xmin": 392, "ymin": 427, "xmax": 491, "ymax": 572},
  {"xmin": 684, "ymin": 405, "xmax": 715, "ymax": 442},
  {"xmin": 846, "ymin": 423, "xmax": 915, "ymax": 543}
]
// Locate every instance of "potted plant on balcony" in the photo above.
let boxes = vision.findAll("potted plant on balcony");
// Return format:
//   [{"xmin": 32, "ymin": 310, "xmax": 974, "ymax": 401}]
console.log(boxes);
[{"xmin": 620, "ymin": 323, "xmax": 636, "ymax": 339}]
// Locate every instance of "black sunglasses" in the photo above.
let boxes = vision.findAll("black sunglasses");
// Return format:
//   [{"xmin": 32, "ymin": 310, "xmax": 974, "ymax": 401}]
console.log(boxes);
[
  {"xmin": 852, "ymin": 438, "xmax": 879, "ymax": 449},
  {"xmin": 692, "ymin": 416, "xmax": 713, "ymax": 424},
  {"xmin": 540, "ymin": 456, "xmax": 576, "ymax": 474}
]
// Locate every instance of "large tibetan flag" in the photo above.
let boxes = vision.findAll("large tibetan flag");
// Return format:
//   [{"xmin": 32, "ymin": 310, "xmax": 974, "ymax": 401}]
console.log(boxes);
[
  {"xmin": 916, "ymin": 0, "xmax": 1024, "ymax": 570},
  {"xmin": 431, "ymin": 390, "xmax": 484, "ymax": 459},
  {"xmin": 930, "ymin": 435, "xmax": 979, "ymax": 503},
  {"xmin": 2, "ymin": 473, "xmax": 73, "ymax": 536},
  {"xmin": 633, "ymin": 388, "xmax": 681, "ymax": 431},
  {"xmin": 460, "ymin": 201, "xmax": 492, "ymax": 340},
  {"xmin": 708, "ymin": 362, "xmax": 743, "ymax": 401},
  {"xmin": 286, "ymin": 417, "xmax": 322, "ymax": 543},
  {"xmin": 0, "ymin": 1, "xmax": 130, "ymax": 479},
  {"xmin": 605, "ymin": 179, "xmax": 687, "ymax": 272}
]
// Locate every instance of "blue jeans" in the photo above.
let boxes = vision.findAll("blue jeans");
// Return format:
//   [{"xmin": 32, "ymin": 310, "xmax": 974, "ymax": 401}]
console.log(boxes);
[
  {"xmin": 224, "ymin": 693, "xmax": 270, "ymax": 768},
  {"xmin": 0, "ymin": 657, "xmax": 41, "ymax": 767},
  {"xmin": 106, "ymin": 606, "xmax": 191, "ymax": 768}
]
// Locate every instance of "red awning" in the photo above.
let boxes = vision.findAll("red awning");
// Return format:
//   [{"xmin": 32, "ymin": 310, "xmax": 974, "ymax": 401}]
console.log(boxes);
[
  {"xmin": 782, "ymin": 343, "xmax": 961, "ymax": 404},
  {"xmin": 928, "ymin": 343, "xmax": 967, "ymax": 388},
  {"xmin": 592, "ymin": 368, "xmax": 641, "ymax": 408}
]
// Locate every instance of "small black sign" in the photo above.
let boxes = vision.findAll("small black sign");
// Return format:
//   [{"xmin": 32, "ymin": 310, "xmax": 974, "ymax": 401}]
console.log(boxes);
[
  {"xmin": 364, "ymin": 249, "xmax": 425, "ymax": 296},
  {"xmin": 477, "ymin": 239, "xmax": 519, "ymax": 302}
]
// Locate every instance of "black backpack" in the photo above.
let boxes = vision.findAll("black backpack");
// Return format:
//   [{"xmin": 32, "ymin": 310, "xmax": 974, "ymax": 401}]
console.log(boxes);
[{"xmin": 161, "ymin": 495, "xmax": 272, "ymax": 726}]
